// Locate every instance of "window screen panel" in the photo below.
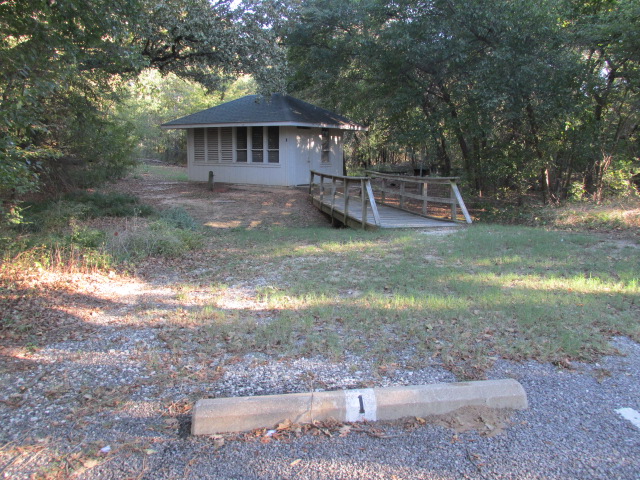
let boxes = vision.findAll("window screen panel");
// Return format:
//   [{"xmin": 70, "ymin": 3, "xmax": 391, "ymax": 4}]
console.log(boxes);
[
  {"xmin": 220, "ymin": 128, "xmax": 233, "ymax": 163},
  {"xmin": 236, "ymin": 127, "xmax": 247, "ymax": 162},
  {"xmin": 251, "ymin": 127, "xmax": 264, "ymax": 162},
  {"xmin": 268, "ymin": 126, "xmax": 279, "ymax": 150},
  {"xmin": 206, "ymin": 128, "xmax": 218, "ymax": 163},
  {"xmin": 193, "ymin": 128, "xmax": 205, "ymax": 163}
]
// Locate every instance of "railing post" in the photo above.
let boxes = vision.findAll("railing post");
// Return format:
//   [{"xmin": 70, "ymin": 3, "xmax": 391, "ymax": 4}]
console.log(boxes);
[
  {"xmin": 330, "ymin": 177, "xmax": 337, "ymax": 215},
  {"xmin": 320, "ymin": 174, "xmax": 325, "ymax": 204},
  {"xmin": 381, "ymin": 178, "xmax": 386, "ymax": 204},
  {"xmin": 422, "ymin": 180, "xmax": 428, "ymax": 216},
  {"xmin": 361, "ymin": 179, "xmax": 367, "ymax": 228},
  {"xmin": 308, "ymin": 170, "xmax": 314, "ymax": 195},
  {"xmin": 365, "ymin": 179, "xmax": 381, "ymax": 227},
  {"xmin": 451, "ymin": 181, "xmax": 473, "ymax": 224},
  {"xmin": 450, "ymin": 182, "xmax": 458, "ymax": 221},
  {"xmin": 400, "ymin": 181, "xmax": 405, "ymax": 210},
  {"xmin": 344, "ymin": 179, "xmax": 350, "ymax": 224}
]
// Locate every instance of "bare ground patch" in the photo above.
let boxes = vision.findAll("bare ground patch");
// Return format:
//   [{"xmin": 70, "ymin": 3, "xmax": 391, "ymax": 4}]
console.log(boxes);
[{"xmin": 111, "ymin": 166, "xmax": 330, "ymax": 229}]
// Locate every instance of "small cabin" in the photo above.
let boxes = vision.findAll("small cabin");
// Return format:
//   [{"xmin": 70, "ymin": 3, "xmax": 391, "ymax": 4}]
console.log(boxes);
[{"xmin": 161, "ymin": 94, "xmax": 366, "ymax": 186}]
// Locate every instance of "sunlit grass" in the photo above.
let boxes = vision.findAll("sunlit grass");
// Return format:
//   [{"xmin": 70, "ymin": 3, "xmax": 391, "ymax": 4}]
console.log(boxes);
[
  {"xmin": 478, "ymin": 196, "xmax": 640, "ymax": 232},
  {"xmin": 135, "ymin": 163, "xmax": 189, "ymax": 182},
  {"xmin": 175, "ymin": 223, "xmax": 640, "ymax": 378}
]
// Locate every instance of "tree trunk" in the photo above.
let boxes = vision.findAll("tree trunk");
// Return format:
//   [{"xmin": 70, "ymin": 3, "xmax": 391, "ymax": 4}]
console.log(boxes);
[
  {"xmin": 438, "ymin": 133, "xmax": 452, "ymax": 176},
  {"xmin": 439, "ymin": 85, "xmax": 474, "ymax": 186}
]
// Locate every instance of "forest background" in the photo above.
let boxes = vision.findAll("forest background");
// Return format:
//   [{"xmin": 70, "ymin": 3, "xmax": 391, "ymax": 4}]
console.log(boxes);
[{"xmin": 1, "ymin": 0, "xmax": 639, "ymax": 226}]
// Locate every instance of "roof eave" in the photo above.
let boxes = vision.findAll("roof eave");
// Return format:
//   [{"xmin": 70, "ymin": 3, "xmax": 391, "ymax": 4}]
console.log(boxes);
[{"xmin": 161, "ymin": 121, "xmax": 368, "ymax": 131}]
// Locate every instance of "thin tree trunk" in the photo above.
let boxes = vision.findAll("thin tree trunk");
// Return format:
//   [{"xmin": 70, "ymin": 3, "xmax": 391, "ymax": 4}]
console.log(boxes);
[{"xmin": 438, "ymin": 132, "xmax": 452, "ymax": 176}]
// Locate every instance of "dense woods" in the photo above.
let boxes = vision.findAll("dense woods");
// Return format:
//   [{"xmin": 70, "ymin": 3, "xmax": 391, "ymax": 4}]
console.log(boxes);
[
  {"xmin": 1, "ymin": 0, "xmax": 638, "ymax": 224},
  {"xmin": 0, "ymin": 0, "xmax": 282, "ymax": 222},
  {"xmin": 285, "ymin": 0, "xmax": 640, "ymax": 203}
]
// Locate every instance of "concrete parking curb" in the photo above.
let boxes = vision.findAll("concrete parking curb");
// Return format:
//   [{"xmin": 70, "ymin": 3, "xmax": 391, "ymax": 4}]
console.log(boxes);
[{"xmin": 192, "ymin": 379, "xmax": 528, "ymax": 435}]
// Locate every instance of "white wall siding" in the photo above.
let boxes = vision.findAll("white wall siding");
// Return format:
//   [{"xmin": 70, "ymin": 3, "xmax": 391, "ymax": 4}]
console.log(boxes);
[{"xmin": 186, "ymin": 125, "xmax": 344, "ymax": 186}]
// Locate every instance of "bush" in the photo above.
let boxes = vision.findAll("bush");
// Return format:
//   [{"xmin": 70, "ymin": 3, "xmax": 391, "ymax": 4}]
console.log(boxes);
[
  {"xmin": 108, "ymin": 219, "xmax": 204, "ymax": 260},
  {"xmin": 62, "ymin": 191, "xmax": 154, "ymax": 218},
  {"xmin": 69, "ymin": 226, "xmax": 107, "ymax": 248},
  {"xmin": 19, "ymin": 192, "xmax": 154, "ymax": 234},
  {"xmin": 158, "ymin": 207, "xmax": 199, "ymax": 230},
  {"xmin": 2, "ymin": 191, "xmax": 203, "ymax": 273}
]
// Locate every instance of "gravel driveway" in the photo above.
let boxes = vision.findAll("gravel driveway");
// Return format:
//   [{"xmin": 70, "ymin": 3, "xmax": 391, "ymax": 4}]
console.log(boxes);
[{"xmin": 1, "ymin": 332, "xmax": 638, "ymax": 479}]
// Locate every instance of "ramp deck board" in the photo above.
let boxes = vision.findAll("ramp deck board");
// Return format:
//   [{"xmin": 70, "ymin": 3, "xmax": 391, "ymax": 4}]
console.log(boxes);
[{"xmin": 311, "ymin": 195, "xmax": 459, "ymax": 230}]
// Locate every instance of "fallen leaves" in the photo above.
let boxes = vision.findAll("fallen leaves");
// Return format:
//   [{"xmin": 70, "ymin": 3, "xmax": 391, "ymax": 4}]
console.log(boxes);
[
  {"xmin": 164, "ymin": 399, "xmax": 192, "ymax": 416},
  {"xmin": 211, "ymin": 435, "xmax": 225, "ymax": 449},
  {"xmin": 214, "ymin": 416, "xmax": 414, "ymax": 450}
]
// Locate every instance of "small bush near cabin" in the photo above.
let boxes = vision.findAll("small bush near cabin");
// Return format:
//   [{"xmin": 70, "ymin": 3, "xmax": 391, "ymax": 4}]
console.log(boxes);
[{"xmin": 1, "ymin": 191, "xmax": 202, "ymax": 273}]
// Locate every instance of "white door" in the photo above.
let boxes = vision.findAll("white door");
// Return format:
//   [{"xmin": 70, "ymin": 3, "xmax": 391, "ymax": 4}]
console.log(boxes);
[{"xmin": 293, "ymin": 132, "xmax": 312, "ymax": 185}]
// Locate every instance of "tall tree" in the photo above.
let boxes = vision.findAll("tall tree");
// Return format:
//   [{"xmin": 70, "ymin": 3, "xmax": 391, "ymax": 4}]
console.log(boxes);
[
  {"xmin": 562, "ymin": 0, "xmax": 640, "ymax": 200},
  {"xmin": 0, "ymin": 0, "xmax": 286, "ymax": 220},
  {"xmin": 285, "ymin": 0, "xmax": 639, "ymax": 201}
]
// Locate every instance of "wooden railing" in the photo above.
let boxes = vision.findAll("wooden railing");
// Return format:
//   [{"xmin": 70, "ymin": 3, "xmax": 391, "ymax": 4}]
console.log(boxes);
[
  {"xmin": 309, "ymin": 171, "xmax": 381, "ymax": 229},
  {"xmin": 366, "ymin": 172, "xmax": 472, "ymax": 224}
]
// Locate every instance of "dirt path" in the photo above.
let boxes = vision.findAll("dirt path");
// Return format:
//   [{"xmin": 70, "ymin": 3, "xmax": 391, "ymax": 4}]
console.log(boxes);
[{"xmin": 111, "ymin": 166, "xmax": 330, "ymax": 229}]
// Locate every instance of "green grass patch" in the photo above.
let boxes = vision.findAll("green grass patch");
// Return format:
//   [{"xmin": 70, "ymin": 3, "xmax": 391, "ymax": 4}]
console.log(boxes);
[
  {"xmin": 1, "ymin": 193, "xmax": 203, "ymax": 273},
  {"xmin": 136, "ymin": 164, "xmax": 189, "ymax": 182},
  {"xmin": 189, "ymin": 224, "xmax": 639, "ymax": 378},
  {"xmin": 108, "ymin": 218, "xmax": 204, "ymax": 260}
]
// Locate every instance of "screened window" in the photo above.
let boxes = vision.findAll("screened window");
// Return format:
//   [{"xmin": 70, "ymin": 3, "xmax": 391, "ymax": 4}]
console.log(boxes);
[
  {"xmin": 236, "ymin": 127, "xmax": 247, "ymax": 162},
  {"xmin": 220, "ymin": 127, "xmax": 233, "ymax": 163},
  {"xmin": 268, "ymin": 126, "xmax": 279, "ymax": 163},
  {"xmin": 193, "ymin": 128, "xmax": 205, "ymax": 163},
  {"xmin": 251, "ymin": 127, "xmax": 264, "ymax": 163},
  {"xmin": 232, "ymin": 126, "xmax": 279, "ymax": 164},
  {"xmin": 206, "ymin": 128, "xmax": 219, "ymax": 163},
  {"xmin": 321, "ymin": 128, "xmax": 331, "ymax": 163}
]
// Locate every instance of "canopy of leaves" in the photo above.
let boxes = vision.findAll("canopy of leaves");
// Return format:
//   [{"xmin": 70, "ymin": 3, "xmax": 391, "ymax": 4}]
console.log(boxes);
[
  {"xmin": 0, "ymin": 0, "xmax": 286, "ymax": 221},
  {"xmin": 116, "ymin": 70, "xmax": 256, "ymax": 163},
  {"xmin": 284, "ymin": 0, "xmax": 640, "ymax": 201}
]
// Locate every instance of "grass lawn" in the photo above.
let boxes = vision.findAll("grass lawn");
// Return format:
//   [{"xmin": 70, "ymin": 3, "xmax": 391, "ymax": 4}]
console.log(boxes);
[
  {"xmin": 162, "ymin": 224, "xmax": 639, "ymax": 379},
  {"xmin": 2, "ymin": 164, "xmax": 638, "ymax": 379},
  {"xmin": 134, "ymin": 163, "xmax": 189, "ymax": 182}
]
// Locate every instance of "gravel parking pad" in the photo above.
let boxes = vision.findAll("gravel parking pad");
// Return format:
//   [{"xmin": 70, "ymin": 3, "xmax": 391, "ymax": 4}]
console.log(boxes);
[{"xmin": 1, "ymin": 336, "xmax": 638, "ymax": 479}]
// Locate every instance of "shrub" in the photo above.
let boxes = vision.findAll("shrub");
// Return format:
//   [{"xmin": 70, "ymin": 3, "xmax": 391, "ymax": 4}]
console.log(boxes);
[
  {"xmin": 108, "ymin": 219, "xmax": 204, "ymax": 260},
  {"xmin": 158, "ymin": 207, "xmax": 199, "ymax": 230},
  {"xmin": 3, "ymin": 191, "xmax": 203, "ymax": 273},
  {"xmin": 69, "ymin": 226, "xmax": 107, "ymax": 248},
  {"xmin": 62, "ymin": 191, "xmax": 154, "ymax": 218}
]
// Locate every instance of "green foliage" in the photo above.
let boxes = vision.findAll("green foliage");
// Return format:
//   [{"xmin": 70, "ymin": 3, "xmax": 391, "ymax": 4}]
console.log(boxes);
[
  {"xmin": 69, "ymin": 227, "xmax": 107, "ymax": 249},
  {"xmin": 109, "ymin": 219, "xmax": 204, "ymax": 260},
  {"xmin": 284, "ymin": 0, "xmax": 640, "ymax": 202},
  {"xmin": 0, "ymin": 0, "xmax": 144, "ymax": 198},
  {"xmin": 137, "ymin": 0, "xmax": 287, "ymax": 93},
  {"xmin": 19, "ymin": 192, "xmax": 154, "ymax": 234},
  {"xmin": 2, "ymin": 191, "xmax": 203, "ymax": 273},
  {"xmin": 158, "ymin": 207, "xmax": 200, "ymax": 231},
  {"xmin": 0, "ymin": 0, "xmax": 286, "ymax": 220},
  {"xmin": 61, "ymin": 192, "xmax": 154, "ymax": 219},
  {"xmin": 116, "ymin": 71, "xmax": 256, "ymax": 164}
]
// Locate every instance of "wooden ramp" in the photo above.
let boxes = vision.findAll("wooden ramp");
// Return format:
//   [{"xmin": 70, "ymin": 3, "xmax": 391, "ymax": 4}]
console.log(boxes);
[
  {"xmin": 309, "ymin": 171, "xmax": 470, "ymax": 230},
  {"xmin": 311, "ymin": 195, "xmax": 458, "ymax": 229}
]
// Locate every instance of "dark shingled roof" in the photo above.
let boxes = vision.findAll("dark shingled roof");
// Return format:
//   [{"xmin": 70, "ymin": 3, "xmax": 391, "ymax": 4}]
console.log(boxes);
[{"xmin": 161, "ymin": 94, "xmax": 366, "ymax": 130}]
